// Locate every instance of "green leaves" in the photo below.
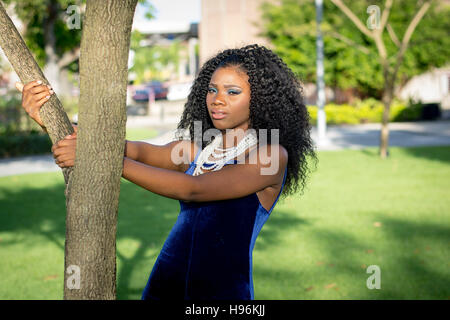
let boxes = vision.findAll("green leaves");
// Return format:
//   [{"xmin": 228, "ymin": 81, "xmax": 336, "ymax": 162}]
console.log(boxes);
[{"xmin": 260, "ymin": 0, "xmax": 450, "ymax": 100}]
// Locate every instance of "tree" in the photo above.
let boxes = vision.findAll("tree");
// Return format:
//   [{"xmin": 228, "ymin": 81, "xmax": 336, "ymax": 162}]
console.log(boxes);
[
  {"xmin": 329, "ymin": 0, "xmax": 434, "ymax": 158},
  {"xmin": 2, "ymin": 0, "xmax": 154, "ymax": 95},
  {"xmin": 2, "ymin": 0, "xmax": 83, "ymax": 95},
  {"xmin": 130, "ymin": 30, "xmax": 183, "ymax": 83},
  {"xmin": 261, "ymin": 0, "xmax": 450, "ymax": 157},
  {"xmin": 0, "ymin": 0, "xmax": 138, "ymax": 299}
]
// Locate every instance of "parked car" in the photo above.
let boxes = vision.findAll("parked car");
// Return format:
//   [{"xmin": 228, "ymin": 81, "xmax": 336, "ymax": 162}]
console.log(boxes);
[
  {"xmin": 146, "ymin": 81, "xmax": 169, "ymax": 100},
  {"xmin": 167, "ymin": 81, "xmax": 193, "ymax": 101},
  {"xmin": 132, "ymin": 81, "xmax": 168, "ymax": 102},
  {"xmin": 132, "ymin": 89, "xmax": 150, "ymax": 102}
]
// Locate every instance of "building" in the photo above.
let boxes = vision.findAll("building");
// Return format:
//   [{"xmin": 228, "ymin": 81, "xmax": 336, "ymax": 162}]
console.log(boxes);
[
  {"xmin": 199, "ymin": 0, "xmax": 274, "ymax": 65},
  {"xmin": 131, "ymin": 20, "xmax": 199, "ymax": 83},
  {"xmin": 398, "ymin": 66, "xmax": 450, "ymax": 113}
]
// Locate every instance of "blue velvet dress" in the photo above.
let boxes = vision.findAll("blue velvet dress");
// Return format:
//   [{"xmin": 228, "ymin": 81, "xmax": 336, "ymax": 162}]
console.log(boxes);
[{"xmin": 141, "ymin": 148, "xmax": 287, "ymax": 300}]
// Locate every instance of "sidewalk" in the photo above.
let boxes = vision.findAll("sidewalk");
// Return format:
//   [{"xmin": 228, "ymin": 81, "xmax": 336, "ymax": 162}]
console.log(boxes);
[{"xmin": 1, "ymin": 119, "xmax": 449, "ymax": 177}]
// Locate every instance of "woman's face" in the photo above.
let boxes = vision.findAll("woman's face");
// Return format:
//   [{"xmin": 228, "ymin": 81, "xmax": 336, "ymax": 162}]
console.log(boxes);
[{"xmin": 206, "ymin": 66, "xmax": 251, "ymax": 132}]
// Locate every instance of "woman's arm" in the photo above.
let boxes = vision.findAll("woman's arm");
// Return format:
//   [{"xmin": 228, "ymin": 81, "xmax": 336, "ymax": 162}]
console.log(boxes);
[
  {"xmin": 53, "ymin": 135, "xmax": 195, "ymax": 172},
  {"xmin": 121, "ymin": 144, "xmax": 288, "ymax": 202},
  {"xmin": 128, "ymin": 139, "xmax": 195, "ymax": 172}
]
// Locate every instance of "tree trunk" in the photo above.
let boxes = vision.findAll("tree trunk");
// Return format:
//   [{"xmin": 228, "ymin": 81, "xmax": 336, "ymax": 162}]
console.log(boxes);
[
  {"xmin": 63, "ymin": 0, "xmax": 137, "ymax": 299},
  {"xmin": 379, "ymin": 77, "xmax": 394, "ymax": 159},
  {"xmin": 0, "ymin": 0, "xmax": 137, "ymax": 299}
]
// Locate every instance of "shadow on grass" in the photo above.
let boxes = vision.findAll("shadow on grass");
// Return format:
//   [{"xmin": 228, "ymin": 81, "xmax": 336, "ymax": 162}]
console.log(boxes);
[
  {"xmin": 0, "ymin": 177, "xmax": 180, "ymax": 299},
  {"xmin": 401, "ymin": 145, "xmax": 450, "ymax": 164},
  {"xmin": 358, "ymin": 145, "xmax": 450, "ymax": 164},
  {"xmin": 1, "ymin": 173, "xmax": 449, "ymax": 299},
  {"xmin": 371, "ymin": 214, "xmax": 450, "ymax": 299},
  {"xmin": 250, "ymin": 205, "xmax": 450, "ymax": 299}
]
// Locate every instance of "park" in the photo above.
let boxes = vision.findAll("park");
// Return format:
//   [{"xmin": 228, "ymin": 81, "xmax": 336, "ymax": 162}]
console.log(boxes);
[{"xmin": 0, "ymin": 0, "xmax": 449, "ymax": 304}]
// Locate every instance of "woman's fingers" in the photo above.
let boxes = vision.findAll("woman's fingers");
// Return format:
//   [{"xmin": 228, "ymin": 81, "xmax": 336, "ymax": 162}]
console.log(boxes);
[
  {"xmin": 15, "ymin": 82, "xmax": 24, "ymax": 92},
  {"xmin": 23, "ymin": 80, "xmax": 44, "ymax": 92},
  {"xmin": 36, "ymin": 94, "xmax": 52, "ymax": 107},
  {"xmin": 34, "ymin": 90, "xmax": 52, "ymax": 102},
  {"xmin": 30, "ymin": 85, "xmax": 53, "ymax": 94},
  {"xmin": 52, "ymin": 133, "xmax": 77, "ymax": 168}
]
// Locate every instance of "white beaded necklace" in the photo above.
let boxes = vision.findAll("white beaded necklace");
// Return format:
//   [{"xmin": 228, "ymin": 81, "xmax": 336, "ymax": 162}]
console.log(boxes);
[{"xmin": 193, "ymin": 131, "xmax": 258, "ymax": 176}]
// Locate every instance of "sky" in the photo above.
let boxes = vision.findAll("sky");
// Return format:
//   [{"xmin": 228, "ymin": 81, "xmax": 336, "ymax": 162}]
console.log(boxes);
[{"xmin": 133, "ymin": 0, "xmax": 201, "ymax": 33}]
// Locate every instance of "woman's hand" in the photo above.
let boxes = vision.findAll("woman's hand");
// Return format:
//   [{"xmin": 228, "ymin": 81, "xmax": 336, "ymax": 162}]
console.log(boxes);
[
  {"xmin": 15, "ymin": 80, "xmax": 54, "ymax": 128},
  {"xmin": 52, "ymin": 125, "xmax": 78, "ymax": 168}
]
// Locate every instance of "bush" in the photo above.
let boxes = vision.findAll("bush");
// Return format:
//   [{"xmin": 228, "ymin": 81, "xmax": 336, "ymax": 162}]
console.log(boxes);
[
  {"xmin": 307, "ymin": 98, "xmax": 427, "ymax": 125},
  {"xmin": 0, "ymin": 91, "xmax": 23, "ymax": 134},
  {"xmin": 0, "ymin": 130, "xmax": 52, "ymax": 158}
]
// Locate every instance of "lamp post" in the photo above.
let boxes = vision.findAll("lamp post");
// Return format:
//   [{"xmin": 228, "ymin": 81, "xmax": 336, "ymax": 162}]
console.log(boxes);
[{"xmin": 315, "ymin": 0, "xmax": 327, "ymax": 145}]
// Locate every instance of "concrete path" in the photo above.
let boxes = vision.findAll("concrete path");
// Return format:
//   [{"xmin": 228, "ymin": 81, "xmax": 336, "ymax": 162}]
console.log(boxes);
[{"xmin": 1, "ymin": 119, "xmax": 449, "ymax": 177}]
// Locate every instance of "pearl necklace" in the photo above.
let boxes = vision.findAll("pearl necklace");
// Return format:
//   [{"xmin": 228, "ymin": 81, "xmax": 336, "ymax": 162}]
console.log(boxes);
[{"xmin": 193, "ymin": 131, "xmax": 258, "ymax": 176}]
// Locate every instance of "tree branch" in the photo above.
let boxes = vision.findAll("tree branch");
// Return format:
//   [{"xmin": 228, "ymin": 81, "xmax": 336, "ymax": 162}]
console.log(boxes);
[
  {"xmin": 386, "ymin": 23, "xmax": 401, "ymax": 48},
  {"xmin": 0, "ymin": 1, "xmax": 73, "ymax": 185},
  {"xmin": 330, "ymin": 0, "xmax": 373, "ymax": 39},
  {"xmin": 391, "ymin": 0, "xmax": 432, "ymax": 81},
  {"xmin": 379, "ymin": 0, "xmax": 393, "ymax": 34},
  {"xmin": 58, "ymin": 47, "xmax": 80, "ymax": 68},
  {"xmin": 326, "ymin": 31, "xmax": 371, "ymax": 54}
]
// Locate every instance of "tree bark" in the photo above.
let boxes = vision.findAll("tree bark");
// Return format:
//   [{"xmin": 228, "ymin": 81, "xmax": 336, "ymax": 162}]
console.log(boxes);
[
  {"xmin": 63, "ymin": 0, "xmax": 137, "ymax": 299},
  {"xmin": 379, "ymin": 78, "xmax": 394, "ymax": 158}
]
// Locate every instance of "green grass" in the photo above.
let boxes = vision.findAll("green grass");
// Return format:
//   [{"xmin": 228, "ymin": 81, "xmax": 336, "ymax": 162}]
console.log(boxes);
[
  {"xmin": 125, "ymin": 127, "xmax": 159, "ymax": 141},
  {"xmin": 0, "ymin": 146, "xmax": 449, "ymax": 299}
]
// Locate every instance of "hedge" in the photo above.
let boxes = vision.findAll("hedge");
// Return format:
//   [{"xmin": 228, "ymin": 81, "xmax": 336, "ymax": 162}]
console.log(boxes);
[
  {"xmin": 307, "ymin": 98, "xmax": 430, "ymax": 125},
  {"xmin": 0, "ymin": 130, "xmax": 52, "ymax": 158}
]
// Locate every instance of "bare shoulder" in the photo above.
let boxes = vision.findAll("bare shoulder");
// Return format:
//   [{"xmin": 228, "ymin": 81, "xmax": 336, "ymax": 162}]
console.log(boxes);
[
  {"xmin": 246, "ymin": 143, "xmax": 288, "ymax": 176},
  {"xmin": 172, "ymin": 140, "xmax": 200, "ymax": 172}
]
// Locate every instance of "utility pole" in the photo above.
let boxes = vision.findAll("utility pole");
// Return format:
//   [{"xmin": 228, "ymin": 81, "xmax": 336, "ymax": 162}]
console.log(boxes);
[{"xmin": 315, "ymin": 0, "xmax": 327, "ymax": 145}]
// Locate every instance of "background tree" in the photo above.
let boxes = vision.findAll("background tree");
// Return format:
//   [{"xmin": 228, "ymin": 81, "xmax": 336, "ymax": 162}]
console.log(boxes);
[
  {"xmin": 0, "ymin": 0, "xmax": 139, "ymax": 299},
  {"xmin": 261, "ymin": 0, "xmax": 450, "ymax": 157},
  {"xmin": 130, "ymin": 30, "xmax": 182, "ymax": 83},
  {"xmin": 2, "ymin": 0, "xmax": 154, "ymax": 95}
]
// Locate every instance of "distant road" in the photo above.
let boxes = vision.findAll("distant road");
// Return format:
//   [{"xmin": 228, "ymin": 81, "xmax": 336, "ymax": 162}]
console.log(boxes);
[{"xmin": 1, "ymin": 119, "xmax": 449, "ymax": 177}]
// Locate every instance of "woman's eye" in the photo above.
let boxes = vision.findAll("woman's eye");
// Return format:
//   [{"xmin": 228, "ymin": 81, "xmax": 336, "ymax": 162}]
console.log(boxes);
[{"xmin": 207, "ymin": 88, "xmax": 241, "ymax": 95}]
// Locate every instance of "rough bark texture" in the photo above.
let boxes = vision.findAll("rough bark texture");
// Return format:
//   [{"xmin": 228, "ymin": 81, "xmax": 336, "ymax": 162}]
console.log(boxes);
[
  {"xmin": 63, "ymin": 0, "xmax": 137, "ymax": 299},
  {"xmin": 0, "ymin": 1, "xmax": 74, "ymax": 186}
]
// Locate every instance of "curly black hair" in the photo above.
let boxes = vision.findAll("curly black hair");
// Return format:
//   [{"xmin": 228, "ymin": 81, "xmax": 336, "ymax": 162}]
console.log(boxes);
[{"xmin": 175, "ymin": 44, "xmax": 318, "ymax": 198}]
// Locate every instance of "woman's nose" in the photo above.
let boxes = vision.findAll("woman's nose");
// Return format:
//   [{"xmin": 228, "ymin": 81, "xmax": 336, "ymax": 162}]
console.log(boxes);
[{"xmin": 212, "ymin": 91, "xmax": 226, "ymax": 105}]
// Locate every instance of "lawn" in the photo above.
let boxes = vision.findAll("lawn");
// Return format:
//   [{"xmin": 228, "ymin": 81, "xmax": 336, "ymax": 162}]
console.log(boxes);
[
  {"xmin": 0, "ymin": 145, "xmax": 449, "ymax": 299},
  {"xmin": 125, "ymin": 127, "xmax": 159, "ymax": 141}
]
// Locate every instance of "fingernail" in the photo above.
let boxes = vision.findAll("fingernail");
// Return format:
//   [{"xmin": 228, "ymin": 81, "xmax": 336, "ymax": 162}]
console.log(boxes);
[
  {"xmin": 46, "ymin": 95, "xmax": 50, "ymax": 99},
  {"xmin": 37, "ymin": 80, "xmax": 42, "ymax": 84}
]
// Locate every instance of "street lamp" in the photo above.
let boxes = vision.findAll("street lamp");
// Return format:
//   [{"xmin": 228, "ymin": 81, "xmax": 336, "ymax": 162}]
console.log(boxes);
[{"xmin": 315, "ymin": 0, "xmax": 327, "ymax": 145}]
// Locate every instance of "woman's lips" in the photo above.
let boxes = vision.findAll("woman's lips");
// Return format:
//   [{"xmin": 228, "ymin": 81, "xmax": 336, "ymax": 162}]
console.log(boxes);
[{"xmin": 211, "ymin": 111, "xmax": 227, "ymax": 120}]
